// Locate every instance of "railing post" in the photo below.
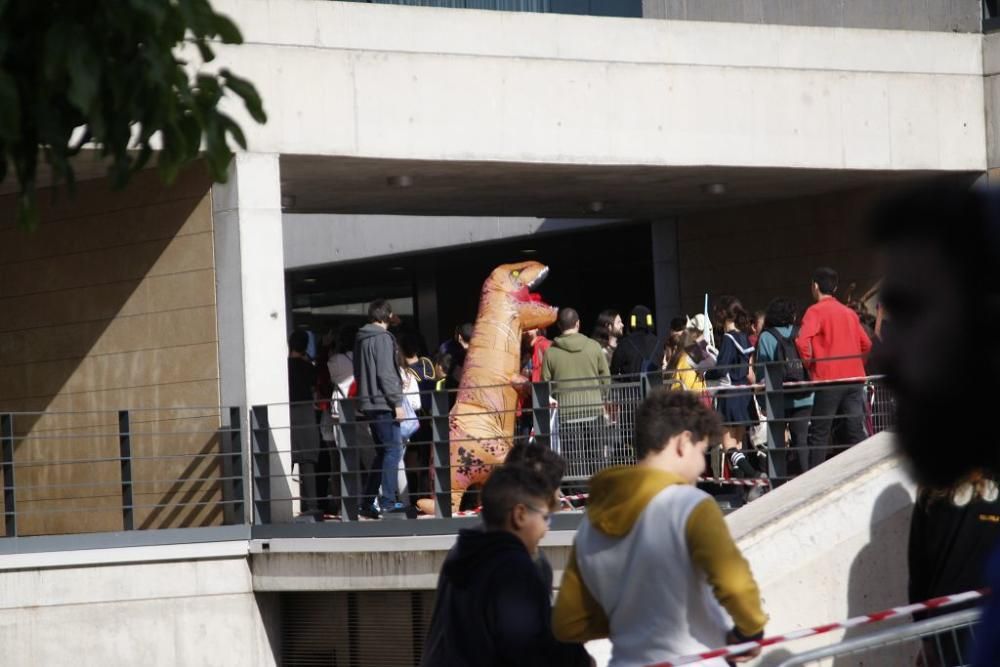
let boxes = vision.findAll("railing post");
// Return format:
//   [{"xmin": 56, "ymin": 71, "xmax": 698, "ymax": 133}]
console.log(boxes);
[
  {"xmin": 640, "ymin": 371, "xmax": 662, "ymax": 399},
  {"xmin": 337, "ymin": 398, "xmax": 361, "ymax": 522},
  {"xmin": 118, "ymin": 410, "xmax": 134, "ymax": 531},
  {"xmin": 225, "ymin": 406, "xmax": 246, "ymax": 524},
  {"xmin": 251, "ymin": 405, "xmax": 272, "ymax": 525},
  {"xmin": 531, "ymin": 381, "xmax": 552, "ymax": 450},
  {"xmin": 1, "ymin": 414, "xmax": 15, "ymax": 537},
  {"xmin": 431, "ymin": 390, "xmax": 452, "ymax": 518},
  {"xmin": 763, "ymin": 363, "xmax": 784, "ymax": 480}
]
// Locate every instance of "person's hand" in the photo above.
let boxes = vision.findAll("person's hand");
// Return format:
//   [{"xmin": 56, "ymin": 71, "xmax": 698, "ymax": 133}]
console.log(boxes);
[
  {"xmin": 394, "ymin": 406, "xmax": 407, "ymax": 422},
  {"xmin": 725, "ymin": 630, "xmax": 762, "ymax": 663}
]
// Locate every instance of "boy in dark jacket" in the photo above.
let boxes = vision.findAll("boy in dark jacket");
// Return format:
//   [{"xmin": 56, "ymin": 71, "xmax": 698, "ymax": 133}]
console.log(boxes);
[{"xmin": 421, "ymin": 465, "xmax": 592, "ymax": 667}]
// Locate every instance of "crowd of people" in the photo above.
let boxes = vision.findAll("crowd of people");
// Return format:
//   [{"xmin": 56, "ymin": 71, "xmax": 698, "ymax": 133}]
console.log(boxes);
[
  {"xmin": 293, "ymin": 182, "xmax": 1000, "ymax": 666},
  {"xmin": 286, "ymin": 265, "xmax": 881, "ymax": 519}
]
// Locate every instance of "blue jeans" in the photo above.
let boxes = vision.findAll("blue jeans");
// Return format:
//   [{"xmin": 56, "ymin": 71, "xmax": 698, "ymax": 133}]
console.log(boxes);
[{"xmin": 364, "ymin": 411, "xmax": 403, "ymax": 509}]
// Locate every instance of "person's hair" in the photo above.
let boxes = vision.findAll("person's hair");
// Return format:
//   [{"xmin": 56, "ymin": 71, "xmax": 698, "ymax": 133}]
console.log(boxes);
[
  {"xmin": 590, "ymin": 309, "xmax": 619, "ymax": 347},
  {"xmin": 399, "ymin": 331, "xmax": 424, "ymax": 359},
  {"xmin": 368, "ymin": 298, "xmax": 394, "ymax": 324},
  {"xmin": 763, "ymin": 298, "xmax": 798, "ymax": 329},
  {"xmin": 665, "ymin": 330, "xmax": 701, "ymax": 371},
  {"xmin": 557, "ymin": 307, "xmax": 580, "ymax": 333},
  {"xmin": 336, "ymin": 325, "xmax": 359, "ymax": 354},
  {"xmin": 717, "ymin": 296, "xmax": 751, "ymax": 333},
  {"xmin": 480, "ymin": 464, "xmax": 552, "ymax": 529},
  {"xmin": 633, "ymin": 389, "xmax": 722, "ymax": 459},
  {"xmin": 504, "ymin": 444, "xmax": 566, "ymax": 497},
  {"xmin": 590, "ymin": 325, "xmax": 610, "ymax": 347},
  {"xmin": 812, "ymin": 267, "xmax": 839, "ymax": 296},
  {"xmin": 434, "ymin": 351, "xmax": 455, "ymax": 377},
  {"xmin": 458, "ymin": 323, "xmax": 474, "ymax": 343},
  {"xmin": 288, "ymin": 329, "xmax": 309, "ymax": 355},
  {"xmin": 669, "ymin": 316, "xmax": 688, "ymax": 333}
]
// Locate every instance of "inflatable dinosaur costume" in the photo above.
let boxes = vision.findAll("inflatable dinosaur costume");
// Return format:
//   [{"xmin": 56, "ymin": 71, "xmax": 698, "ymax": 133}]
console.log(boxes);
[{"xmin": 418, "ymin": 261, "xmax": 557, "ymax": 514}]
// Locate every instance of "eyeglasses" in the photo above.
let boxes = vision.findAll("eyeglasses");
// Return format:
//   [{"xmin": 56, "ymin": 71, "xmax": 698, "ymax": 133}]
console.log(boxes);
[{"xmin": 523, "ymin": 504, "xmax": 552, "ymax": 526}]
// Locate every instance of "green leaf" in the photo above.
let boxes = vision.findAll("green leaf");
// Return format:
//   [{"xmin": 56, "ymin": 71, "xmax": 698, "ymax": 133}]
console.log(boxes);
[
  {"xmin": 195, "ymin": 39, "xmax": 215, "ymax": 64},
  {"xmin": 220, "ymin": 113, "xmax": 247, "ymax": 150},
  {"xmin": 0, "ymin": 70, "xmax": 20, "ymax": 138},
  {"xmin": 67, "ymin": 43, "xmax": 101, "ymax": 112},
  {"xmin": 211, "ymin": 14, "xmax": 243, "ymax": 45},
  {"xmin": 221, "ymin": 69, "xmax": 266, "ymax": 123},
  {"xmin": 126, "ymin": 0, "xmax": 167, "ymax": 24}
]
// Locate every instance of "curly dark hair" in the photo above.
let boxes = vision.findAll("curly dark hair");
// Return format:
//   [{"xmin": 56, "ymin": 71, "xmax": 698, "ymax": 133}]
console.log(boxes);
[
  {"xmin": 763, "ymin": 298, "xmax": 798, "ymax": 329},
  {"xmin": 634, "ymin": 389, "xmax": 722, "ymax": 459}
]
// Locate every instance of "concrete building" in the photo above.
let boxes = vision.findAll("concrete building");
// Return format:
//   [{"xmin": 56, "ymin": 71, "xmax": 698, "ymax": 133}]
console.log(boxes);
[{"xmin": 0, "ymin": 0, "xmax": 997, "ymax": 664}]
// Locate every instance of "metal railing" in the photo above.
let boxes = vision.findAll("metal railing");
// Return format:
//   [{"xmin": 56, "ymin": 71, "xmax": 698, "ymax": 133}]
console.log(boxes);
[
  {"xmin": 775, "ymin": 607, "xmax": 980, "ymax": 666},
  {"xmin": 249, "ymin": 353, "xmax": 893, "ymax": 522},
  {"xmin": 0, "ymin": 354, "xmax": 894, "ymax": 539}
]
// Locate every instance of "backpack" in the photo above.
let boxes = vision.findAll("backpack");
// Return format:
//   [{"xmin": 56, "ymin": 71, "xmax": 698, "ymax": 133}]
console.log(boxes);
[
  {"xmin": 627, "ymin": 336, "xmax": 660, "ymax": 375},
  {"xmin": 765, "ymin": 327, "xmax": 808, "ymax": 384}
]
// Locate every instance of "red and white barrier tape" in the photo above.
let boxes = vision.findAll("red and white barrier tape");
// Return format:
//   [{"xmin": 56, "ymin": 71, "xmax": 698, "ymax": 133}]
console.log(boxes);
[
  {"xmin": 710, "ymin": 374, "xmax": 884, "ymax": 394},
  {"xmin": 651, "ymin": 588, "xmax": 989, "ymax": 667}
]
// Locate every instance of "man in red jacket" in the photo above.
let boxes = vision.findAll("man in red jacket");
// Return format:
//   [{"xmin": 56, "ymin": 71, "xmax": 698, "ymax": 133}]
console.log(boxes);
[{"xmin": 795, "ymin": 267, "xmax": 872, "ymax": 470}]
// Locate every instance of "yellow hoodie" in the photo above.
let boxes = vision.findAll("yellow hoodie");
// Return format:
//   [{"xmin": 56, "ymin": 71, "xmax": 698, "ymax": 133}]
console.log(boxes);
[{"xmin": 553, "ymin": 466, "xmax": 767, "ymax": 663}]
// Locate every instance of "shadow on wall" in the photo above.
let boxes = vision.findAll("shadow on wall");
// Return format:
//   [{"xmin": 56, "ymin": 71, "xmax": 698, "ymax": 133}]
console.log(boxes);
[
  {"xmin": 834, "ymin": 482, "xmax": 916, "ymax": 667},
  {"xmin": 0, "ymin": 165, "xmax": 228, "ymax": 536}
]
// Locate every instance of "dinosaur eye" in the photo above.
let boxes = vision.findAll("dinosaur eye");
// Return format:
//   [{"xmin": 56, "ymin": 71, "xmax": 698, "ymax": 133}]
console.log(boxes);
[{"xmin": 512, "ymin": 270, "xmax": 521, "ymax": 278}]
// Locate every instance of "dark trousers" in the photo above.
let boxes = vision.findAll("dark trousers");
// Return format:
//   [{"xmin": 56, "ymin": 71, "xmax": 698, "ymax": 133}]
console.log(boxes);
[
  {"xmin": 805, "ymin": 384, "xmax": 868, "ymax": 471},
  {"xmin": 773, "ymin": 404, "xmax": 811, "ymax": 476}
]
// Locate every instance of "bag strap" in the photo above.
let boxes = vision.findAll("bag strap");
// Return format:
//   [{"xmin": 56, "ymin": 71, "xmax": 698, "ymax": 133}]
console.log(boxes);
[{"xmin": 724, "ymin": 332, "xmax": 755, "ymax": 356}]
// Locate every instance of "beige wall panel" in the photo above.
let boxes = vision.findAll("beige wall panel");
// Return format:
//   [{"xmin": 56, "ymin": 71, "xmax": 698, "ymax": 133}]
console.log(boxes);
[{"xmin": 0, "ymin": 166, "xmax": 226, "ymax": 537}]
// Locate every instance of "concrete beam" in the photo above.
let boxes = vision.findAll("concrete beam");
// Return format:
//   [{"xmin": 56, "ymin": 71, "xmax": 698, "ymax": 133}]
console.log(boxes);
[
  {"xmin": 208, "ymin": 0, "xmax": 985, "ymax": 173},
  {"xmin": 282, "ymin": 214, "xmax": 617, "ymax": 269}
]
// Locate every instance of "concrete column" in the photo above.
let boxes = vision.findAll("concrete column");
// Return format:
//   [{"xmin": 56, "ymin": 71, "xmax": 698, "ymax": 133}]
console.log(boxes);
[
  {"xmin": 416, "ymin": 267, "xmax": 439, "ymax": 353},
  {"xmin": 651, "ymin": 219, "xmax": 681, "ymax": 338},
  {"xmin": 213, "ymin": 153, "xmax": 294, "ymax": 522}
]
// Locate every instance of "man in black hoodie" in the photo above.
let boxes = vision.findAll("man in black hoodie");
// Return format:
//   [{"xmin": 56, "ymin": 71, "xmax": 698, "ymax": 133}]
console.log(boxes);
[
  {"xmin": 610, "ymin": 305, "xmax": 660, "ymax": 377},
  {"xmin": 354, "ymin": 299, "xmax": 406, "ymax": 518},
  {"xmin": 421, "ymin": 465, "xmax": 592, "ymax": 667}
]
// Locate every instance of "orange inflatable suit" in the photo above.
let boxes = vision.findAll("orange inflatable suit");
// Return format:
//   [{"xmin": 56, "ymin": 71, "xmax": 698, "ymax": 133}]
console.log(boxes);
[{"xmin": 447, "ymin": 261, "xmax": 557, "ymax": 512}]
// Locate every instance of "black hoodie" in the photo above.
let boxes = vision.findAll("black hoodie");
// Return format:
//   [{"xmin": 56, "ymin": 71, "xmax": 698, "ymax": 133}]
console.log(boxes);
[{"xmin": 421, "ymin": 529, "xmax": 590, "ymax": 667}]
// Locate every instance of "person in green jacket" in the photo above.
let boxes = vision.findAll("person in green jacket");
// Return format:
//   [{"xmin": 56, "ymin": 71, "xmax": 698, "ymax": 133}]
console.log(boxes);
[{"xmin": 542, "ymin": 307, "xmax": 610, "ymax": 423}]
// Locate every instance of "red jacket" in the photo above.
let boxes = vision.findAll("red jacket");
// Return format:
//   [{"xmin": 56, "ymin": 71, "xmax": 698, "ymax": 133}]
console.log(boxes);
[
  {"xmin": 530, "ymin": 336, "xmax": 552, "ymax": 383},
  {"xmin": 795, "ymin": 297, "xmax": 872, "ymax": 382}
]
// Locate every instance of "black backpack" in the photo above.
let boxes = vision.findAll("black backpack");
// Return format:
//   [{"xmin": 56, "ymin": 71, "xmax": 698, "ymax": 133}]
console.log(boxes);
[
  {"xmin": 627, "ymin": 336, "xmax": 660, "ymax": 375},
  {"xmin": 765, "ymin": 327, "xmax": 807, "ymax": 384}
]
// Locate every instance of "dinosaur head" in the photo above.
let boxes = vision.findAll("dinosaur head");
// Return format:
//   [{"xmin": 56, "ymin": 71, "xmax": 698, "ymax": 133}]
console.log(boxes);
[{"xmin": 485, "ymin": 261, "xmax": 558, "ymax": 331}]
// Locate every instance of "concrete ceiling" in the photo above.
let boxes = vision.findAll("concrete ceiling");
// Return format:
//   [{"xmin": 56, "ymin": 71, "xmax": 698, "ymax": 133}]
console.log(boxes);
[{"xmin": 279, "ymin": 154, "xmax": 958, "ymax": 218}]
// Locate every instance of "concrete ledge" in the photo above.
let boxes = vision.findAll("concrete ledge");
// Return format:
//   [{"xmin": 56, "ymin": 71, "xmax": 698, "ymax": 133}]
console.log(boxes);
[{"xmin": 250, "ymin": 527, "xmax": 576, "ymax": 591}]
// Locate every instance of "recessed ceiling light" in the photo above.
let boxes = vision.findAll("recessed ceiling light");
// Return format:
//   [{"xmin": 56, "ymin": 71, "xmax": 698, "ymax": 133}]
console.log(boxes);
[
  {"xmin": 302, "ymin": 277, "xmax": 318, "ymax": 284},
  {"xmin": 281, "ymin": 194, "xmax": 297, "ymax": 209},
  {"xmin": 389, "ymin": 266, "xmax": 407, "ymax": 271},
  {"xmin": 588, "ymin": 200, "xmax": 604, "ymax": 213},
  {"xmin": 701, "ymin": 183, "xmax": 727, "ymax": 196},
  {"xmin": 387, "ymin": 175, "xmax": 414, "ymax": 188},
  {"xmin": 521, "ymin": 248, "xmax": 537, "ymax": 254}
]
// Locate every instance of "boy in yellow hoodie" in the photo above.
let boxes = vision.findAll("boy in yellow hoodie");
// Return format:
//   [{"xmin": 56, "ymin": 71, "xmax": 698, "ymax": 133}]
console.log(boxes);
[{"xmin": 553, "ymin": 390, "xmax": 767, "ymax": 666}]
